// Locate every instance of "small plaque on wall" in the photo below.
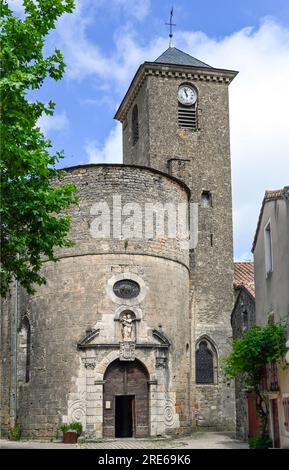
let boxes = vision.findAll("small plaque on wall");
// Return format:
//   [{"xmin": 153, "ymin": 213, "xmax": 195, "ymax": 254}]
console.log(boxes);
[{"xmin": 105, "ymin": 401, "xmax": 111, "ymax": 409}]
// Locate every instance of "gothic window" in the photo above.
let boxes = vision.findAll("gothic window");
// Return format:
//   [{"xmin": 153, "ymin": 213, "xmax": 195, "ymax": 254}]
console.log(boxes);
[
  {"xmin": 196, "ymin": 339, "xmax": 217, "ymax": 384},
  {"xmin": 132, "ymin": 104, "xmax": 139, "ymax": 145}
]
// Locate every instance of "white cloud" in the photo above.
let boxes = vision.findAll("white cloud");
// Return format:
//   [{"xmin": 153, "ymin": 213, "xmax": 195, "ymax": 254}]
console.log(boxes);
[
  {"xmin": 85, "ymin": 124, "xmax": 122, "ymax": 164},
  {"xmin": 79, "ymin": 95, "xmax": 116, "ymax": 111},
  {"xmin": 38, "ymin": 111, "xmax": 69, "ymax": 135},
  {"xmin": 51, "ymin": 0, "xmax": 161, "ymax": 84},
  {"xmin": 112, "ymin": 0, "xmax": 150, "ymax": 21},
  {"xmin": 6, "ymin": 0, "xmax": 24, "ymax": 15},
  {"xmin": 7, "ymin": 0, "xmax": 150, "ymax": 21}
]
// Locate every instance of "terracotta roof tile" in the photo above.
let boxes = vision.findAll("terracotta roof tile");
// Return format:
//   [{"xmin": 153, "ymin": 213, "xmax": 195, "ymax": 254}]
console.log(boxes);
[
  {"xmin": 234, "ymin": 262, "xmax": 255, "ymax": 297},
  {"xmin": 265, "ymin": 189, "xmax": 287, "ymax": 199}
]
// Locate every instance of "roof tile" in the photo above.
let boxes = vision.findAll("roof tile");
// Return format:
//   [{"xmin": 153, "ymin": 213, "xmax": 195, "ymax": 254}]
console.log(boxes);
[
  {"xmin": 155, "ymin": 47, "xmax": 212, "ymax": 68},
  {"xmin": 234, "ymin": 262, "xmax": 255, "ymax": 297}
]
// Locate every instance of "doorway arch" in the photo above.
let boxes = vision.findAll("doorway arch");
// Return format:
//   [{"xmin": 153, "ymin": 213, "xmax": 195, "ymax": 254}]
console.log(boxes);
[{"xmin": 103, "ymin": 359, "xmax": 149, "ymax": 438}]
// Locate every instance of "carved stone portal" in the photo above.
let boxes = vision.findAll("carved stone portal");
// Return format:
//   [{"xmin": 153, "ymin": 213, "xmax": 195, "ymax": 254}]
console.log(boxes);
[{"xmin": 119, "ymin": 342, "xmax": 135, "ymax": 361}]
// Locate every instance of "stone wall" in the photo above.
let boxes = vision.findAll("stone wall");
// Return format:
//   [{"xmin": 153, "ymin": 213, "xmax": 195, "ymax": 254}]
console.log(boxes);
[
  {"xmin": 192, "ymin": 326, "xmax": 236, "ymax": 431},
  {"xmin": 15, "ymin": 253, "xmax": 190, "ymax": 439},
  {"xmin": 123, "ymin": 80, "xmax": 150, "ymax": 167},
  {"xmin": 56, "ymin": 165, "xmax": 190, "ymax": 268},
  {"xmin": 0, "ymin": 290, "xmax": 15, "ymax": 436},
  {"xmin": 1, "ymin": 165, "xmax": 191, "ymax": 439}
]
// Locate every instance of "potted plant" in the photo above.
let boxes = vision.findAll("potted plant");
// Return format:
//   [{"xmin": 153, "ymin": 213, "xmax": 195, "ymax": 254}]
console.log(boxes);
[
  {"xmin": 61, "ymin": 421, "xmax": 83, "ymax": 444},
  {"xmin": 9, "ymin": 425, "xmax": 22, "ymax": 441},
  {"xmin": 248, "ymin": 435, "xmax": 273, "ymax": 449}
]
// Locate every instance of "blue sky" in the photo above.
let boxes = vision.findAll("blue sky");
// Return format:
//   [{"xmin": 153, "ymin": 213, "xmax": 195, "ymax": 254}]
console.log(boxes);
[{"xmin": 8, "ymin": 0, "xmax": 289, "ymax": 260}]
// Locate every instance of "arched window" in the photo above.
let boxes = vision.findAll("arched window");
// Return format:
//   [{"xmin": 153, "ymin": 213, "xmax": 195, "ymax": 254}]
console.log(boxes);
[
  {"xmin": 196, "ymin": 338, "xmax": 217, "ymax": 384},
  {"xmin": 19, "ymin": 316, "xmax": 31, "ymax": 383},
  {"xmin": 132, "ymin": 105, "xmax": 139, "ymax": 145}
]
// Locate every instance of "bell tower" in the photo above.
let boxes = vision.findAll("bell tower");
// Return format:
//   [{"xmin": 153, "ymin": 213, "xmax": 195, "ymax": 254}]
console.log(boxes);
[{"xmin": 115, "ymin": 46, "xmax": 238, "ymax": 430}]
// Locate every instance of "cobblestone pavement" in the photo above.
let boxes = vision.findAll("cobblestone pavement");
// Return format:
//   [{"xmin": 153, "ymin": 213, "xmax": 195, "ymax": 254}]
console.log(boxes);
[{"xmin": 0, "ymin": 432, "xmax": 248, "ymax": 449}]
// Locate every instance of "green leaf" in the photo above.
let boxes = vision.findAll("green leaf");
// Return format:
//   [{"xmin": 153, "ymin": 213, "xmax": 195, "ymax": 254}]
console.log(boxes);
[{"xmin": 0, "ymin": 0, "xmax": 76, "ymax": 298}]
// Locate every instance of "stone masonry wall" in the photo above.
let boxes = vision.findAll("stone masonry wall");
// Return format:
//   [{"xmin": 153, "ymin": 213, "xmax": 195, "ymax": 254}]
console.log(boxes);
[
  {"xmin": 123, "ymin": 80, "xmax": 150, "ymax": 167},
  {"xmin": 17, "ymin": 253, "xmax": 190, "ymax": 438},
  {"xmin": 1, "ymin": 165, "xmax": 191, "ymax": 439},
  {"xmin": 56, "ymin": 165, "xmax": 190, "ymax": 268},
  {"xmin": 0, "ymin": 291, "xmax": 14, "ymax": 436}
]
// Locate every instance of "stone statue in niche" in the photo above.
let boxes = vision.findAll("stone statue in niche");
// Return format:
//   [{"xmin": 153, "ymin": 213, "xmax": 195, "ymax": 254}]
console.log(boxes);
[{"xmin": 120, "ymin": 312, "xmax": 135, "ymax": 342}]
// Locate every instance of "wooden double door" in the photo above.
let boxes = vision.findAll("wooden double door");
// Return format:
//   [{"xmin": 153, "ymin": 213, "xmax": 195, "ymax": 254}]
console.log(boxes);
[
  {"xmin": 103, "ymin": 359, "xmax": 149, "ymax": 438},
  {"xmin": 247, "ymin": 394, "xmax": 259, "ymax": 437}
]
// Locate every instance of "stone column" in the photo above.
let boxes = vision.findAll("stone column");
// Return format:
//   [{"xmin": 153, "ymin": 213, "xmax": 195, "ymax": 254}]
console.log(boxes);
[
  {"xmin": 83, "ymin": 357, "xmax": 98, "ymax": 438},
  {"xmin": 148, "ymin": 379, "xmax": 158, "ymax": 436}
]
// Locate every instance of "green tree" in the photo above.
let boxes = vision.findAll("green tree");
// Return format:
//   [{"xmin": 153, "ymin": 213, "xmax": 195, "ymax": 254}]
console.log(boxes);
[
  {"xmin": 224, "ymin": 320, "xmax": 287, "ymax": 440},
  {"xmin": 0, "ymin": 0, "xmax": 77, "ymax": 297}
]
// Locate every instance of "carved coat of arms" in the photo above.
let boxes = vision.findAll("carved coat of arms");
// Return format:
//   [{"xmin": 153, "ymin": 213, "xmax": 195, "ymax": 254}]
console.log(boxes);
[{"xmin": 119, "ymin": 342, "xmax": 135, "ymax": 361}]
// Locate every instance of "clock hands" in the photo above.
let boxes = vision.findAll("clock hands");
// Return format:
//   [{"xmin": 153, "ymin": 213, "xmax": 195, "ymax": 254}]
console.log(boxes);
[{"xmin": 178, "ymin": 86, "xmax": 196, "ymax": 105}]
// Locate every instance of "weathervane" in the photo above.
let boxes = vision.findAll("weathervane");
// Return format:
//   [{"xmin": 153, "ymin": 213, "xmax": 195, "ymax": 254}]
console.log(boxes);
[{"xmin": 165, "ymin": 7, "xmax": 176, "ymax": 48}]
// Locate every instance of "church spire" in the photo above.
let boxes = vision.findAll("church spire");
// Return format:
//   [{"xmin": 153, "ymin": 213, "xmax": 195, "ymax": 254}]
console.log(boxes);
[{"xmin": 165, "ymin": 7, "xmax": 176, "ymax": 48}]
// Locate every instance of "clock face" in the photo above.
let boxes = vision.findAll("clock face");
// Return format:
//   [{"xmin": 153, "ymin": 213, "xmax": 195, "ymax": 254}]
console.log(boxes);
[{"xmin": 178, "ymin": 85, "xmax": 197, "ymax": 106}]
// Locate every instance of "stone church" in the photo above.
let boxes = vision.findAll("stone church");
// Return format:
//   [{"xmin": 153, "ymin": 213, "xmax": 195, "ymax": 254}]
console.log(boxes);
[{"xmin": 1, "ymin": 43, "xmax": 238, "ymax": 439}]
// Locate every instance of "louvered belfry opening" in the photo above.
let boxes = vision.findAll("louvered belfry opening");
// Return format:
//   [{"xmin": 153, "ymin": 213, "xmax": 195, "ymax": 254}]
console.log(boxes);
[{"xmin": 178, "ymin": 102, "xmax": 197, "ymax": 130}]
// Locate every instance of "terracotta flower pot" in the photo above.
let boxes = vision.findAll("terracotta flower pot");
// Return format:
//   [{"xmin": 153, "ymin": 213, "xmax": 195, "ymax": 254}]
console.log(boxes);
[{"xmin": 63, "ymin": 430, "xmax": 78, "ymax": 444}]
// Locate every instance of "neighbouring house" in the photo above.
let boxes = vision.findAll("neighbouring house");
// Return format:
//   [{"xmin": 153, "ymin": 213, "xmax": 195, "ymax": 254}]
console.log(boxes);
[
  {"xmin": 252, "ymin": 187, "xmax": 289, "ymax": 448},
  {"xmin": 232, "ymin": 262, "xmax": 256, "ymax": 441}
]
